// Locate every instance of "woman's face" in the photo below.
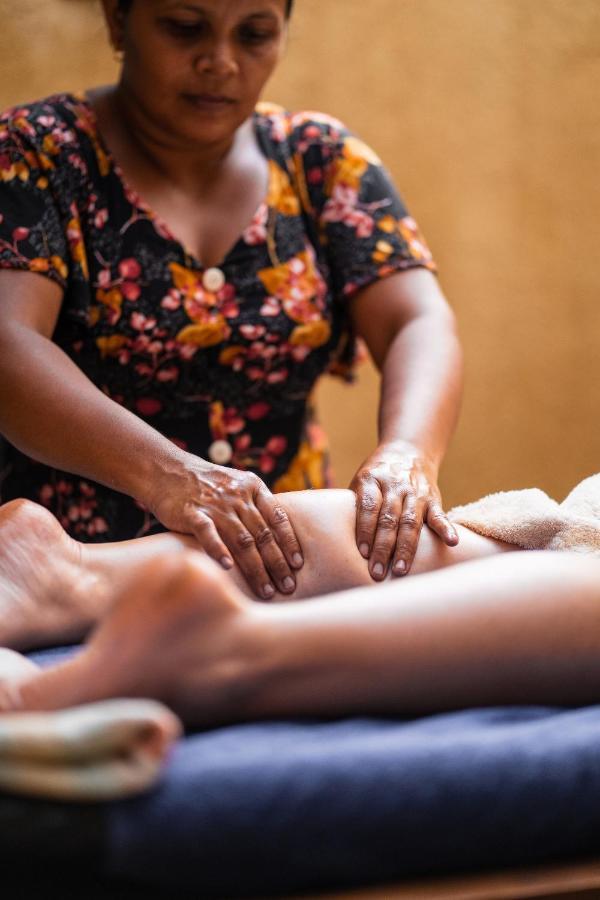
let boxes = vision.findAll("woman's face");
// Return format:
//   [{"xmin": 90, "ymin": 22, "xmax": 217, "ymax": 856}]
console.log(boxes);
[{"xmin": 102, "ymin": 0, "xmax": 288, "ymax": 148}]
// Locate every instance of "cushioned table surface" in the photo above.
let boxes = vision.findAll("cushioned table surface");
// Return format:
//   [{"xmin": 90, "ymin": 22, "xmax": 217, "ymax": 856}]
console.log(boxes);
[{"xmin": 5, "ymin": 645, "xmax": 600, "ymax": 897}]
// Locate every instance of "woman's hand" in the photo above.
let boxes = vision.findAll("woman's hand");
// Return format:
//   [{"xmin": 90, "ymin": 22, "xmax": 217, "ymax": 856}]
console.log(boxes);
[
  {"xmin": 350, "ymin": 442, "xmax": 458, "ymax": 580},
  {"xmin": 145, "ymin": 455, "xmax": 303, "ymax": 601}
]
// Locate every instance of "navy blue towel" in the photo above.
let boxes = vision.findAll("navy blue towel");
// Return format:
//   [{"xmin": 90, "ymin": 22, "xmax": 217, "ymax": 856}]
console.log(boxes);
[{"xmin": 26, "ymin": 646, "xmax": 600, "ymax": 897}]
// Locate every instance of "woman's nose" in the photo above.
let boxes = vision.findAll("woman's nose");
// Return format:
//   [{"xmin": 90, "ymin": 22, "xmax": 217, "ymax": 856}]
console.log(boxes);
[{"xmin": 195, "ymin": 41, "xmax": 239, "ymax": 77}]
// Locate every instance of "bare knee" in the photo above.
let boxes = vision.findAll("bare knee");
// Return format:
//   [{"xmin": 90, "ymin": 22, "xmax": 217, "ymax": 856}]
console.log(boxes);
[
  {"xmin": 121, "ymin": 550, "xmax": 234, "ymax": 620},
  {"xmin": 535, "ymin": 551, "xmax": 600, "ymax": 594}
]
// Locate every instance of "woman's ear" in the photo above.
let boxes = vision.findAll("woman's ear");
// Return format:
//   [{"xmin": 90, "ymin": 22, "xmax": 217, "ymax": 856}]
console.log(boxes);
[{"xmin": 99, "ymin": 0, "xmax": 126, "ymax": 53}]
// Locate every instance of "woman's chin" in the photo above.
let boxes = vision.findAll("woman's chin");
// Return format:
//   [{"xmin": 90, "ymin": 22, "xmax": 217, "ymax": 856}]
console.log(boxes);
[{"xmin": 176, "ymin": 97, "xmax": 247, "ymax": 142}]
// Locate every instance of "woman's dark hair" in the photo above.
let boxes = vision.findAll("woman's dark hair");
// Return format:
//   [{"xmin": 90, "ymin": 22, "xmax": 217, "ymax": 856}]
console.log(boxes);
[{"xmin": 117, "ymin": 0, "xmax": 294, "ymax": 16}]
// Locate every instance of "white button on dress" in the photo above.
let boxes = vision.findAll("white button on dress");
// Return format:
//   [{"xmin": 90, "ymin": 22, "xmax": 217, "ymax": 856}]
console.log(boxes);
[
  {"xmin": 203, "ymin": 267, "xmax": 226, "ymax": 293},
  {"xmin": 208, "ymin": 439, "xmax": 233, "ymax": 465}
]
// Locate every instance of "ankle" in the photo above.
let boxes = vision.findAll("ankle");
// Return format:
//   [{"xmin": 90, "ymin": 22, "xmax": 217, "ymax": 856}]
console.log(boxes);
[
  {"xmin": 15, "ymin": 654, "xmax": 92, "ymax": 712},
  {"xmin": 0, "ymin": 675, "xmax": 29, "ymax": 712},
  {"xmin": 0, "ymin": 649, "xmax": 43, "ymax": 712}
]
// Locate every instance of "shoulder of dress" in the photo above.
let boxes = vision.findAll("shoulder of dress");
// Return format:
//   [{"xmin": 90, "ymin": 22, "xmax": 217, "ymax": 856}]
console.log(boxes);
[
  {"xmin": 255, "ymin": 100, "xmax": 289, "ymax": 118},
  {"xmin": 0, "ymin": 92, "xmax": 88, "ymax": 146},
  {"xmin": 288, "ymin": 110, "xmax": 348, "ymax": 133},
  {"xmin": 255, "ymin": 104, "xmax": 348, "ymax": 142}
]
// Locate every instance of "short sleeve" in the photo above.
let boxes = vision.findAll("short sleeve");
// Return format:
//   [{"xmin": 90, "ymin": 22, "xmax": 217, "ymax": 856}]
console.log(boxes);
[
  {"xmin": 289, "ymin": 112, "xmax": 436, "ymax": 302},
  {"xmin": 0, "ymin": 118, "xmax": 68, "ymax": 287}
]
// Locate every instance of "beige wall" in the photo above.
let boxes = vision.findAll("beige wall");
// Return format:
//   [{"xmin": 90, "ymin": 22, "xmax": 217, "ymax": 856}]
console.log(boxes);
[{"xmin": 1, "ymin": 0, "xmax": 599, "ymax": 506}]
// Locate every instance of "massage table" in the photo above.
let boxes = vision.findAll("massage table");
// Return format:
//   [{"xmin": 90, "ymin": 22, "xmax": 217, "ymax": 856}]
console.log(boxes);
[{"xmin": 0, "ymin": 643, "xmax": 599, "ymax": 898}]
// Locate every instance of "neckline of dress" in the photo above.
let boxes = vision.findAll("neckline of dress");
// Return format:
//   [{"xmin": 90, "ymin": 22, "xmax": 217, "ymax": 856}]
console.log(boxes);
[{"xmin": 74, "ymin": 92, "xmax": 274, "ymax": 272}]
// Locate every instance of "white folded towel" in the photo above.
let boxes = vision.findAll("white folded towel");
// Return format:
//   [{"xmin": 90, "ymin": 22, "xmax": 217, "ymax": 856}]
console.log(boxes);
[
  {"xmin": 0, "ymin": 699, "xmax": 181, "ymax": 801},
  {"xmin": 449, "ymin": 473, "xmax": 600, "ymax": 556}
]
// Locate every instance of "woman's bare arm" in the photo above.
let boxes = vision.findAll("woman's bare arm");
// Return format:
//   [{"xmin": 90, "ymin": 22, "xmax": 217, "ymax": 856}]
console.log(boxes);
[
  {"xmin": 0, "ymin": 272, "xmax": 304, "ymax": 599},
  {"xmin": 348, "ymin": 269, "xmax": 463, "ymax": 578},
  {"xmin": 0, "ymin": 272, "xmax": 179, "ymax": 502}
]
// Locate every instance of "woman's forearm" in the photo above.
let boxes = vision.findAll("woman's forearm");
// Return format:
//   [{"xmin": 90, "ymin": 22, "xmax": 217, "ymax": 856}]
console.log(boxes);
[
  {"xmin": 377, "ymin": 306, "xmax": 463, "ymax": 466},
  {"xmin": 0, "ymin": 325, "xmax": 183, "ymax": 501},
  {"xmin": 0, "ymin": 326, "xmax": 306, "ymax": 597},
  {"xmin": 349, "ymin": 269, "xmax": 463, "ymax": 576}
]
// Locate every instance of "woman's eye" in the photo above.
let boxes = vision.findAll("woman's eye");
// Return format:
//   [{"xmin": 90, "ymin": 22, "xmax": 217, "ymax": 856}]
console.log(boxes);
[
  {"xmin": 238, "ymin": 28, "xmax": 276, "ymax": 45},
  {"xmin": 159, "ymin": 18, "xmax": 277, "ymax": 46},
  {"xmin": 162, "ymin": 19, "xmax": 207, "ymax": 39}
]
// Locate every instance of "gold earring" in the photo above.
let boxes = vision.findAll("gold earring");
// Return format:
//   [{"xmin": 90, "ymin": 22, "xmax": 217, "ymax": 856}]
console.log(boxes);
[{"xmin": 113, "ymin": 46, "xmax": 124, "ymax": 63}]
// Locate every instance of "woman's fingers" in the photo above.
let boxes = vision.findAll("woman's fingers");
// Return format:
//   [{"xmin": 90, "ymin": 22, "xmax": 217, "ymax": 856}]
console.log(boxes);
[
  {"xmin": 368, "ymin": 489, "xmax": 428, "ymax": 580},
  {"xmin": 390, "ymin": 492, "xmax": 426, "ymax": 576},
  {"xmin": 150, "ymin": 460, "xmax": 304, "ymax": 599},
  {"xmin": 187, "ymin": 510, "xmax": 233, "ymax": 570},
  {"xmin": 255, "ymin": 486, "xmax": 304, "ymax": 572},
  {"xmin": 355, "ymin": 477, "xmax": 382, "ymax": 561},
  {"xmin": 367, "ymin": 486, "xmax": 404, "ymax": 580},
  {"xmin": 226, "ymin": 518, "xmax": 279, "ymax": 601},
  {"xmin": 188, "ymin": 488, "xmax": 303, "ymax": 601},
  {"xmin": 357, "ymin": 477, "xmax": 427, "ymax": 580},
  {"xmin": 194, "ymin": 508, "xmax": 275, "ymax": 601},
  {"xmin": 240, "ymin": 502, "xmax": 298, "ymax": 598},
  {"xmin": 352, "ymin": 449, "xmax": 458, "ymax": 580},
  {"xmin": 426, "ymin": 501, "xmax": 459, "ymax": 546}
]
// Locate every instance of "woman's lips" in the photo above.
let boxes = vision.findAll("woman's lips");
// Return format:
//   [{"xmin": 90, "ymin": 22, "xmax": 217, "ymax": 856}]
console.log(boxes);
[{"xmin": 182, "ymin": 94, "xmax": 236, "ymax": 111}]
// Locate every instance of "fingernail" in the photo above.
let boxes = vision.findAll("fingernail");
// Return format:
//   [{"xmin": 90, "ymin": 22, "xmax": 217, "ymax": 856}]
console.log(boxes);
[
  {"xmin": 394, "ymin": 560, "xmax": 406, "ymax": 575},
  {"xmin": 263, "ymin": 584, "xmax": 275, "ymax": 599},
  {"xmin": 283, "ymin": 576, "xmax": 295, "ymax": 592},
  {"xmin": 372, "ymin": 562, "xmax": 384, "ymax": 578},
  {"xmin": 359, "ymin": 543, "xmax": 369, "ymax": 558},
  {"xmin": 292, "ymin": 553, "xmax": 303, "ymax": 568},
  {"xmin": 220, "ymin": 556, "xmax": 233, "ymax": 570}
]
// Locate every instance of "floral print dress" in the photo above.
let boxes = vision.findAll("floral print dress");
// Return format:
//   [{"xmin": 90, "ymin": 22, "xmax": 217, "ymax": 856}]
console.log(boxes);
[{"xmin": 0, "ymin": 93, "xmax": 436, "ymax": 540}]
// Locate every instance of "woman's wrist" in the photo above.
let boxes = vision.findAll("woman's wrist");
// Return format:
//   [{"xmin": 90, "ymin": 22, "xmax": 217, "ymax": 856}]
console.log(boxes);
[
  {"xmin": 374, "ymin": 438, "xmax": 441, "ymax": 474},
  {"xmin": 124, "ymin": 440, "xmax": 198, "ymax": 509}
]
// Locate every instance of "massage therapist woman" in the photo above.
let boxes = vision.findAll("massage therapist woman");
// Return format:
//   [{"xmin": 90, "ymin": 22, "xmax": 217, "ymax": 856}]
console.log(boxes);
[{"xmin": 0, "ymin": 0, "xmax": 463, "ymax": 598}]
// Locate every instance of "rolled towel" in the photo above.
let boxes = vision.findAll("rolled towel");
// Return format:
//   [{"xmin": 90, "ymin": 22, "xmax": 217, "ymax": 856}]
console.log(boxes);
[
  {"xmin": 449, "ymin": 473, "xmax": 600, "ymax": 556},
  {"xmin": 0, "ymin": 699, "xmax": 182, "ymax": 802}
]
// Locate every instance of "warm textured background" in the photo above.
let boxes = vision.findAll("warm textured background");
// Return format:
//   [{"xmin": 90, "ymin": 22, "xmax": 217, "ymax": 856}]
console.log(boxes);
[{"xmin": 1, "ymin": 0, "xmax": 598, "ymax": 506}]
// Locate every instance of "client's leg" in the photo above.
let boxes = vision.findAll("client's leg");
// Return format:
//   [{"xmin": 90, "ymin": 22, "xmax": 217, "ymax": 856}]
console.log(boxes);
[
  {"xmin": 5, "ymin": 550, "xmax": 600, "ymax": 725},
  {"xmin": 0, "ymin": 554, "xmax": 252, "ymax": 723},
  {"xmin": 0, "ymin": 490, "xmax": 511, "ymax": 650},
  {"xmin": 0, "ymin": 490, "xmax": 514, "ymax": 651},
  {"xmin": 248, "ymin": 551, "xmax": 600, "ymax": 716},
  {"xmin": 79, "ymin": 489, "xmax": 513, "ymax": 601}
]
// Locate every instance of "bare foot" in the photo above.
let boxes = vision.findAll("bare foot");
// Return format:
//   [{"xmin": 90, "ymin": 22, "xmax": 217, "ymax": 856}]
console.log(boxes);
[
  {"xmin": 0, "ymin": 500, "xmax": 107, "ymax": 651},
  {"xmin": 12, "ymin": 552, "xmax": 260, "ymax": 727}
]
